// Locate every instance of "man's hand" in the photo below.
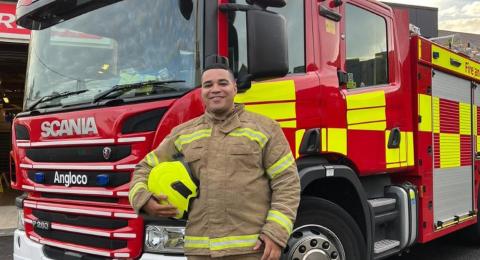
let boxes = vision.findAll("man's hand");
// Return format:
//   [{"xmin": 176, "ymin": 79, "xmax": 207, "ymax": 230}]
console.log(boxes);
[
  {"xmin": 142, "ymin": 195, "xmax": 178, "ymax": 217},
  {"xmin": 253, "ymin": 234, "xmax": 281, "ymax": 260}
]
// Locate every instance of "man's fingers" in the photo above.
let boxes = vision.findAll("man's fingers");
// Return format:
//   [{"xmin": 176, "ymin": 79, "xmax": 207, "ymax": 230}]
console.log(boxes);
[
  {"xmin": 253, "ymin": 240, "xmax": 262, "ymax": 250},
  {"xmin": 155, "ymin": 204, "xmax": 177, "ymax": 210},
  {"xmin": 261, "ymin": 242, "xmax": 272, "ymax": 260},
  {"xmin": 153, "ymin": 194, "xmax": 168, "ymax": 201},
  {"xmin": 271, "ymin": 248, "xmax": 281, "ymax": 260}
]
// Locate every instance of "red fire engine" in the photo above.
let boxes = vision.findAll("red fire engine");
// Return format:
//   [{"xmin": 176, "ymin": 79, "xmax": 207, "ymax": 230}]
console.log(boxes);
[{"xmin": 10, "ymin": 0, "xmax": 480, "ymax": 259}]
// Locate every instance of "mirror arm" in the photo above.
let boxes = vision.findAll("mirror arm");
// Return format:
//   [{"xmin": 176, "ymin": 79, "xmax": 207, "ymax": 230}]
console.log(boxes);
[{"xmin": 236, "ymin": 73, "xmax": 253, "ymax": 93}]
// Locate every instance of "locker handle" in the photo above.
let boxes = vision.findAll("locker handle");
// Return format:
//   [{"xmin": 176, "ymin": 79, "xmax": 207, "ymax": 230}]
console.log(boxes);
[
  {"xmin": 388, "ymin": 128, "xmax": 401, "ymax": 149},
  {"xmin": 450, "ymin": 58, "xmax": 462, "ymax": 67}
]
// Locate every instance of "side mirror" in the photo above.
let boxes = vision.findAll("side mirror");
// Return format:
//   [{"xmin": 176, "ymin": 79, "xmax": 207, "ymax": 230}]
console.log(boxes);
[{"xmin": 246, "ymin": 9, "xmax": 288, "ymax": 79}]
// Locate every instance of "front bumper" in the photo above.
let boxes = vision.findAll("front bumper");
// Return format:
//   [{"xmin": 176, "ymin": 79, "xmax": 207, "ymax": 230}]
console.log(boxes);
[
  {"xmin": 13, "ymin": 230, "xmax": 52, "ymax": 260},
  {"xmin": 13, "ymin": 229, "xmax": 186, "ymax": 260}
]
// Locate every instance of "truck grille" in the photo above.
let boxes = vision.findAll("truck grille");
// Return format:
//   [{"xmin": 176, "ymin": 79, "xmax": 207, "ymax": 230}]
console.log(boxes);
[
  {"xmin": 24, "ymin": 201, "xmax": 143, "ymax": 258},
  {"xmin": 33, "ymin": 210, "xmax": 127, "ymax": 229},
  {"xmin": 35, "ymin": 228, "xmax": 127, "ymax": 250},
  {"xmin": 40, "ymin": 193, "xmax": 119, "ymax": 203},
  {"xmin": 26, "ymin": 145, "xmax": 131, "ymax": 162}
]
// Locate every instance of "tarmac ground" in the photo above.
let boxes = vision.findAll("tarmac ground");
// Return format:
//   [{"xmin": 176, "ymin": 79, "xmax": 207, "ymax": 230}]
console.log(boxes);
[
  {"xmin": 0, "ymin": 187, "xmax": 21, "ymax": 260},
  {"xmin": 0, "ymin": 187, "xmax": 22, "ymax": 236}
]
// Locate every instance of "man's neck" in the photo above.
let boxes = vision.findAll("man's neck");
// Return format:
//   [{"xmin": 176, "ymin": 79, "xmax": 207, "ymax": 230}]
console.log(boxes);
[{"xmin": 206, "ymin": 106, "xmax": 235, "ymax": 121}]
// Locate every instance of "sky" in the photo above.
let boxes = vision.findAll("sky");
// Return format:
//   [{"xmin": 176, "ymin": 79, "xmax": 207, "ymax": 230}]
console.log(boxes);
[{"xmin": 382, "ymin": 0, "xmax": 480, "ymax": 34}]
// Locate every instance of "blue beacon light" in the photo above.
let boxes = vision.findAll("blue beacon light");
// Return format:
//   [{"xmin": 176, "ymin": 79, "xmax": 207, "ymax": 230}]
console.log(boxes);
[
  {"xmin": 96, "ymin": 174, "xmax": 110, "ymax": 186},
  {"xmin": 34, "ymin": 172, "xmax": 45, "ymax": 183}
]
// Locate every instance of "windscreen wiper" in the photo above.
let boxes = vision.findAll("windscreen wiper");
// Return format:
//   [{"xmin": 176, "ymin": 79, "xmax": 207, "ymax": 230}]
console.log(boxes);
[
  {"xmin": 93, "ymin": 80, "xmax": 186, "ymax": 103},
  {"xmin": 27, "ymin": 89, "xmax": 89, "ymax": 111}
]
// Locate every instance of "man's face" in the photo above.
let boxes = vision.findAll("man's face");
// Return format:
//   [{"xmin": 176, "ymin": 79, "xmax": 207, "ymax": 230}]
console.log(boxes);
[{"xmin": 201, "ymin": 68, "xmax": 237, "ymax": 117}]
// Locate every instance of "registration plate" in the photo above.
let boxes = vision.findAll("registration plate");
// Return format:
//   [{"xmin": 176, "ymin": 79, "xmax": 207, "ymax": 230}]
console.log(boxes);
[{"xmin": 32, "ymin": 219, "xmax": 51, "ymax": 231}]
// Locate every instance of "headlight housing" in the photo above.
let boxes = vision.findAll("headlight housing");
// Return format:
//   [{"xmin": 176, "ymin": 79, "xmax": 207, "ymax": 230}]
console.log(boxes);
[
  {"xmin": 17, "ymin": 209, "xmax": 24, "ymax": 231},
  {"xmin": 144, "ymin": 225, "xmax": 185, "ymax": 254}
]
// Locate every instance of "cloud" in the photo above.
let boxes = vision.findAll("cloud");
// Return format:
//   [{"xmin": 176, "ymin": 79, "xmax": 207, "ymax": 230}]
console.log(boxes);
[
  {"xmin": 382, "ymin": 0, "xmax": 450, "ymax": 8},
  {"xmin": 439, "ymin": 6, "xmax": 460, "ymax": 18},
  {"xmin": 383, "ymin": 0, "xmax": 480, "ymax": 34},
  {"xmin": 460, "ymin": 1, "xmax": 480, "ymax": 17},
  {"xmin": 440, "ymin": 18, "xmax": 480, "ymax": 34}
]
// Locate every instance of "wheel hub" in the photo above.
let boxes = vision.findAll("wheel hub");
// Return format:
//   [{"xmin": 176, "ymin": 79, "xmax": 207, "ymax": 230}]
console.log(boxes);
[
  {"xmin": 304, "ymin": 249, "xmax": 329, "ymax": 260},
  {"xmin": 283, "ymin": 225, "xmax": 345, "ymax": 260}
]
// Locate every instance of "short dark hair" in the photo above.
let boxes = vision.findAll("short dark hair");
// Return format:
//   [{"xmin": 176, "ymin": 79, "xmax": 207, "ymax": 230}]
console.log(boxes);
[{"xmin": 202, "ymin": 55, "xmax": 235, "ymax": 81}]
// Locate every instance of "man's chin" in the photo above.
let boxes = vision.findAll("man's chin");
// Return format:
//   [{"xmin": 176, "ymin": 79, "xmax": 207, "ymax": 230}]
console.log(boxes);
[{"xmin": 207, "ymin": 107, "xmax": 229, "ymax": 116}]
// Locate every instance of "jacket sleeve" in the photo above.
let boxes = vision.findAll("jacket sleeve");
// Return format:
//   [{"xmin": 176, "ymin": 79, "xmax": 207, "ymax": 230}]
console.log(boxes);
[
  {"xmin": 128, "ymin": 133, "xmax": 178, "ymax": 213},
  {"xmin": 261, "ymin": 122, "xmax": 300, "ymax": 248}
]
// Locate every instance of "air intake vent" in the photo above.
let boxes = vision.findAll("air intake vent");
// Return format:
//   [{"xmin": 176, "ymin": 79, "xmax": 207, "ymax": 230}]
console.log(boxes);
[
  {"xmin": 32, "ymin": 210, "xmax": 128, "ymax": 229},
  {"xmin": 15, "ymin": 124, "xmax": 29, "ymax": 140},
  {"xmin": 121, "ymin": 108, "xmax": 167, "ymax": 134},
  {"xmin": 35, "ymin": 228, "xmax": 127, "ymax": 250},
  {"xmin": 26, "ymin": 145, "xmax": 131, "ymax": 163}
]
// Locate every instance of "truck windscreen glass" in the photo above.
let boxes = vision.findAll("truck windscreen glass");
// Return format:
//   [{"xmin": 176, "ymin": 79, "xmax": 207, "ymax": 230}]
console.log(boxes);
[{"xmin": 23, "ymin": 0, "xmax": 200, "ymax": 110}]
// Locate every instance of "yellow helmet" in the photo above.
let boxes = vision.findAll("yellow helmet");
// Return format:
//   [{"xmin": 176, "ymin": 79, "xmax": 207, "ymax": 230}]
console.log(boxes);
[{"xmin": 147, "ymin": 160, "xmax": 198, "ymax": 219}]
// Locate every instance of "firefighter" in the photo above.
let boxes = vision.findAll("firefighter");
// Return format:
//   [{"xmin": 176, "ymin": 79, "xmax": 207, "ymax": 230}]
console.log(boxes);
[{"xmin": 129, "ymin": 56, "xmax": 300, "ymax": 260}]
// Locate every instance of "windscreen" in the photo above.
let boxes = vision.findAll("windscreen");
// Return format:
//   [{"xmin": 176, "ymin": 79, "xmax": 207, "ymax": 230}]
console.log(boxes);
[{"xmin": 23, "ymin": 0, "xmax": 199, "ymax": 110}]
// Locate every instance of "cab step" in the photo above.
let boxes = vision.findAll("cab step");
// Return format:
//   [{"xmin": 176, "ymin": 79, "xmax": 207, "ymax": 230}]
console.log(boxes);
[
  {"xmin": 368, "ymin": 197, "xmax": 396, "ymax": 214},
  {"xmin": 374, "ymin": 239, "xmax": 400, "ymax": 254}
]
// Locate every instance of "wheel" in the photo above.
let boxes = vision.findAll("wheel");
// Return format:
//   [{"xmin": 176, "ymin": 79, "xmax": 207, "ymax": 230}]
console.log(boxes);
[{"xmin": 282, "ymin": 197, "xmax": 366, "ymax": 260}]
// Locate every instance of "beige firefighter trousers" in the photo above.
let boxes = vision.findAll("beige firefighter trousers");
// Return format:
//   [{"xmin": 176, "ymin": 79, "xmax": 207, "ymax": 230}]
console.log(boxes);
[{"xmin": 187, "ymin": 253, "xmax": 263, "ymax": 260}]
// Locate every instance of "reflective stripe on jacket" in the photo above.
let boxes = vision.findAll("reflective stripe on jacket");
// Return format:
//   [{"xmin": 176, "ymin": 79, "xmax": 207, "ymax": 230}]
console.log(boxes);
[{"xmin": 129, "ymin": 104, "xmax": 300, "ymax": 257}]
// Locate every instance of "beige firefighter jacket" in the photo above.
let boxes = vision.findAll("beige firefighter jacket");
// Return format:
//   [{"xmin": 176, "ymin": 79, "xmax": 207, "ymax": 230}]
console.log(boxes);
[{"xmin": 129, "ymin": 104, "xmax": 300, "ymax": 257}]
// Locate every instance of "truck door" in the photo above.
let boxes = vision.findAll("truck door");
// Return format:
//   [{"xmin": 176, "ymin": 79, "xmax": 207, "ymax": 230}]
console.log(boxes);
[
  {"xmin": 340, "ymin": 1, "xmax": 414, "ymax": 174},
  {"xmin": 432, "ymin": 68, "xmax": 475, "ymax": 228}
]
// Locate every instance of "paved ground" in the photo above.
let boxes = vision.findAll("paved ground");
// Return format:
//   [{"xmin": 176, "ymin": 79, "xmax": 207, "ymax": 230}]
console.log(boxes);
[
  {"xmin": 0, "ymin": 188, "xmax": 20, "ymax": 260},
  {"xmin": 0, "ymin": 236, "xmax": 13, "ymax": 260},
  {"xmin": 0, "ymin": 188, "xmax": 21, "ymax": 237}
]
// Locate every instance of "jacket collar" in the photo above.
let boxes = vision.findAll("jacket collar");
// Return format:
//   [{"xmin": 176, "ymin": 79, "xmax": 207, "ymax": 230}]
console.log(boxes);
[{"xmin": 204, "ymin": 104, "xmax": 244, "ymax": 134}]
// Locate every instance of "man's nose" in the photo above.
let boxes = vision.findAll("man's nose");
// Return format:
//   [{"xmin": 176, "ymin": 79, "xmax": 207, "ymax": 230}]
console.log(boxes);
[{"xmin": 210, "ymin": 83, "xmax": 221, "ymax": 92}]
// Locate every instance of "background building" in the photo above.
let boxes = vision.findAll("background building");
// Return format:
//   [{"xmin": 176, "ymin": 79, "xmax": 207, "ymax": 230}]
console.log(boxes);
[
  {"xmin": 0, "ymin": 0, "xmax": 28, "ymax": 187},
  {"xmin": 385, "ymin": 2, "xmax": 480, "ymax": 62},
  {"xmin": 384, "ymin": 2, "xmax": 438, "ymax": 38}
]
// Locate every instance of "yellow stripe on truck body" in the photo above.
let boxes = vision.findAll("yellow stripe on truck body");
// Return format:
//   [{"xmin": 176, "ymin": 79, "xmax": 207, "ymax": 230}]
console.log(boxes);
[
  {"xmin": 432, "ymin": 44, "xmax": 480, "ymax": 82},
  {"xmin": 346, "ymin": 91, "xmax": 386, "ymax": 131},
  {"xmin": 244, "ymin": 102, "xmax": 296, "ymax": 120},
  {"xmin": 459, "ymin": 102, "xmax": 471, "ymax": 135},
  {"xmin": 234, "ymin": 80, "xmax": 295, "ymax": 103},
  {"xmin": 235, "ymin": 80, "xmax": 297, "ymax": 128},
  {"xmin": 439, "ymin": 133, "xmax": 460, "ymax": 168},
  {"xmin": 385, "ymin": 131, "xmax": 414, "ymax": 169},
  {"xmin": 418, "ymin": 94, "xmax": 432, "ymax": 132}
]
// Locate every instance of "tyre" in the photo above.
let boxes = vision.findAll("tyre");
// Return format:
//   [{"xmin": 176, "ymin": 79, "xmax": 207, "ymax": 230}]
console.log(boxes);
[{"xmin": 282, "ymin": 196, "xmax": 367, "ymax": 260}]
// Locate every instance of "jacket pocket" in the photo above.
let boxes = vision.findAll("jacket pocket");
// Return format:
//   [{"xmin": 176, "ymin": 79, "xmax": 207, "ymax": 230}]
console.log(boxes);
[
  {"xmin": 182, "ymin": 142, "xmax": 206, "ymax": 182},
  {"xmin": 183, "ymin": 142, "xmax": 205, "ymax": 163}
]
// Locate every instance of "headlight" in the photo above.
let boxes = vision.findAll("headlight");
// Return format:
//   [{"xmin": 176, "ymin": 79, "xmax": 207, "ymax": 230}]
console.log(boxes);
[
  {"xmin": 17, "ymin": 209, "xmax": 24, "ymax": 231},
  {"xmin": 144, "ymin": 225, "xmax": 185, "ymax": 254}
]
